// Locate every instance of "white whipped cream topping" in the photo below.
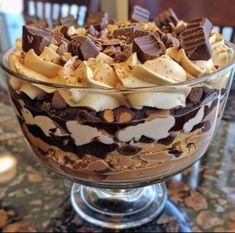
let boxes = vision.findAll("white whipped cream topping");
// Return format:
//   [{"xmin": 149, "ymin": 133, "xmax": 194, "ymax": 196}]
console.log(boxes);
[
  {"xmin": 127, "ymin": 92, "xmax": 187, "ymax": 109},
  {"xmin": 22, "ymin": 108, "xmax": 66, "ymax": 137},
  {"xmin": 117, "ymin": 116, "xmax": 175, "ymax": 142},
  {"xmin": 183, "ymin": 106, "xmax": 205, "ymax": 133},
  {"xmin": 66, "ymin": 121, "xmax": 114, "ymax": 146}
]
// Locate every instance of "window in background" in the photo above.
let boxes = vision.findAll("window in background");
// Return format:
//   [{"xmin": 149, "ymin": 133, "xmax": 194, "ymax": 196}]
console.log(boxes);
[{"xmin": 0, "ymin": 0, "xmax": 24, "ymax": 49}]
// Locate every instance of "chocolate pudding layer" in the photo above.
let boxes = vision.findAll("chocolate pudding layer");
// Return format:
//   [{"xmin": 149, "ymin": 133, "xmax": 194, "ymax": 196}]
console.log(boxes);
[{"xmin": 5, "ymin": 6, "xmax": 234, "ymax": 182}]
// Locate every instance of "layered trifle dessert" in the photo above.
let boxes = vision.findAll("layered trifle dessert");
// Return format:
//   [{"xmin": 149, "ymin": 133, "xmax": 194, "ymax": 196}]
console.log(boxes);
[{"xmin": 5, "ymin": 7, "xmax": 234, "ymax": 182}]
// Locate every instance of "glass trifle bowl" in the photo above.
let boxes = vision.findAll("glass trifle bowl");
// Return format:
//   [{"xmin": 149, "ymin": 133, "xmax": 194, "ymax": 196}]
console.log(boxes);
[{"xmin": 1, "ymin": 8, "xmax": 235, "ymax": 229}]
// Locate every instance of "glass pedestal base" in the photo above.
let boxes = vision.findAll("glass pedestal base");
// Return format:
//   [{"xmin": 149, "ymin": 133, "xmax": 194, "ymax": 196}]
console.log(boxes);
[{"xmin": 71, "ymin": 182, "xmax": 167, "ymax": 229}]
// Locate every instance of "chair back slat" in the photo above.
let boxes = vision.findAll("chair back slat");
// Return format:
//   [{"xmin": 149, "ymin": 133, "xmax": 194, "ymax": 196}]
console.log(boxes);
[
  {"xmin": 231, "ymin": 28, "xmax": 235, "ymax": 43},
  {"xmin": 23, "ymin": 0, "xmax": 100, "ymax": 24},
  {"xmin": 219, "ymin": 26, "xmax": 224, "ymax": 35}
]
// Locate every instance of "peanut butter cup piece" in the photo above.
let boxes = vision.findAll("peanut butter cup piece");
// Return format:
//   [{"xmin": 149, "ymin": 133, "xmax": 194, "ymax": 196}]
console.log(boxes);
[
  {"xmin": 187, "ymin": 87, "xmax": 204, "ymax": 104},
  {"xmin": 86, "ymin": 11, "xmax": 109, "ymax": 31},
  {"xmin": 131, "ymin": 5, "xmax": 150, "ymax": 23},
  {"xmin": 180, "ymin": 18, "xmax": 213, "ymax": 61},
  {"xmin": 155, "ymin": 8, "xmax": 179, "ymax": 28},
  {"xmin": 22, "ymin": 25, "xmax": 52, "ymax": 55},
  {"xmin": 69, "ymin": 36, "xmax": 99, "ymax": 60},
  {"xmin": 100, "ymin": 109, "xmax": 115, "ymax": 123},
  {"xmin": 133, "ymin": 34, "xmax": 166, "ymax": 62},
  {"xmin": 113, "ymin": 106, "xmax": 134, "ymax": 123}
]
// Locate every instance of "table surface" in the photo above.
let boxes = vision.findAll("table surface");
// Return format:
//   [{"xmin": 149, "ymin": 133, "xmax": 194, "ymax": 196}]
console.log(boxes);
[{"xmin": 0, "ymin": 89, "xmax": 234, "ymax": 233}]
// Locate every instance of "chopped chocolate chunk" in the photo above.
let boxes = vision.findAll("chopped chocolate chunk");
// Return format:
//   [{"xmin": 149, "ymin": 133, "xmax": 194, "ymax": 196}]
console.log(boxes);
[
  {"xmin": 168, "ymin": 149, "xmax": 182, "ymax": 158},
  {"xmin": 76, "ymin": 141, "xmax": 118, "ymax": 158},
  {"xmin": 100, "ymin": 109, "xmax": 115, "ymax": 123},
  {"xmin": 58, "ymin": 15, "xmax": 77, "ymax": 27},
  {"xmin": 202, "ymin": 87, "xmax": 218, "ymax": 103},
  {"xmin": 22, "ymin": 25, "xmax": 52, "ymax": 55},
  {"xmin": 187, "ymin": 87, "xmax": 204, "ymax": 104},
  {"xmin": 139, "ymin": 136, "xmax": 155, "ymax": 143},
  {"xmin": 77, "ymin": 109, "xmax": 101, "ymax": 123},
  {"xmin": 51, "ymin": 91, "xmax": 67, "ymax": 110},
  {"xmin": 192, "ymin": 121, "xmax": 211, "ymax": 132},
  {"xmin": 180, "ymin": 17, "xmax": 213, "ymax": 61},
  {"xmin": 161, "ymin": 33, "xmax": 180, "ymax": 48},
  {"xmin": 56, "ymin": 41, "xmax": 69, "ymax": 55},
  {"xmin": 69, "ymin": 36, "xmax": 99, "ymax": 60},
  {"xmin": 155, "ymin": 8, "xmax": 179, "ymax": 28},
  {"xmin": 114, "ymin": 45, "xmax": 132, "ymax": 62},
  {"xmin": 86, "ymin": 11, "xmax": 109, "ymax": 31},
  {"xmin": 171, "ymin": 105, "xmax": 200, "ymax": 131},
  {"xmin": 131, "ymin": 5, "xmax": 150, "ymax": 23},
  {"xmin": 133, "ymin": 34, "xmax": 166, "ymax": 62},
  {"xmin": 117, "ymin": 145, "xmax": 142, "ymax": 155},
  {"xmin": 158, "ymin": 135, "xmax": 175, "ymax": 145},
  {"xmin": 51, "ymin": 32, "xmax": 67, "ymax": 45},
  {"xmin": 114, "ymin": 106, "xmax": 134, "ymax": 123}
]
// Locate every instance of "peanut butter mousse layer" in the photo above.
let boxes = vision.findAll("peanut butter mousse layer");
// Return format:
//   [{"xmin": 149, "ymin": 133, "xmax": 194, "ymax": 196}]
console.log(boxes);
[{"xmin": 7, "ymin": 7, "xmax": 233, "ymax": 182}]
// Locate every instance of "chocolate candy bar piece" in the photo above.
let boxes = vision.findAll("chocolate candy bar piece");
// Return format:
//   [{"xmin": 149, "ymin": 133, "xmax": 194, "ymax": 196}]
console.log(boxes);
[
  {"xmin": 187, "ymin": 87, "xmax": 204, "ymax": 104},
  {"xmin": 69, "ymin": 36, "xmax": 99, "ymax": 60},
  {"xmin": 113, "ymin": 25, "xmax": 139, "ymax": 40},
  {"xmin": 22, "ymin": 25, "xmax": 52, "ymax": 55},
  {"xmin": 155, "ymin": 8, "xmax": 179, "ymax": 28},
  {"xmin": 85, "ymin": 11, "xmax": 108, "ymax": 31},
  {"xmin": 127, "ymin": 29, "xmax": 150, "ymax": 43},
  {"xmin": 180, "ymin": 17, "xmax": 213, "ymax": 60},
  {"xmin": 131, "ymin": 5, "xmax": 150, "ymax": 23},
  {"xmin": 133, "ymin": 35, "xmax": 166, "ymax": 62}
]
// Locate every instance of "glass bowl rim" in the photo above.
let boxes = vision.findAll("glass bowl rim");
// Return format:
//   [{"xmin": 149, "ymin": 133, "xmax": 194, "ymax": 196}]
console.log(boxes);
[{"xmin": 1, "ymin": 41, "xmax": 235, "ymax": 93}]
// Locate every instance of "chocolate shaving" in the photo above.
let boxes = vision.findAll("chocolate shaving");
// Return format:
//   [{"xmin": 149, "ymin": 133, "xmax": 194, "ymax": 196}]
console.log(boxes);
[
  {"xmin": 155, "ymin": 8, "xmax": 179, "ymax": 28},
  {"xmin": 69, "ymin": 36, "xmax": 99, "ymax": 60},
  {"xmin": 86, "ymin": 11, "xmax": 109, "ymax": 31},
  {"xmin": 133, "ymin": 34, "xmax": 166, "ymax": 62},
  {"xmin": 131, "ymin": 5, "xmax": 150, "ymax": 23},
  {"xmin": 22, "ymin": 25, "xmax": 52, "ymax": 55},
  {"xmin": 180, "ymin": 17, "xmax": 213, "ymax": 61}
]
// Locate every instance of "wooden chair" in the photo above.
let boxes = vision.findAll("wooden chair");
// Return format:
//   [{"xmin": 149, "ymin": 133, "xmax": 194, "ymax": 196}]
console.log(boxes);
[
  {"xmin": 23, "ymin": 0, "xmax": 100, "ymax": 24},
  {"xmin": 129, "ymin": 0, "xmax": 235, "ymax": 42}
]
